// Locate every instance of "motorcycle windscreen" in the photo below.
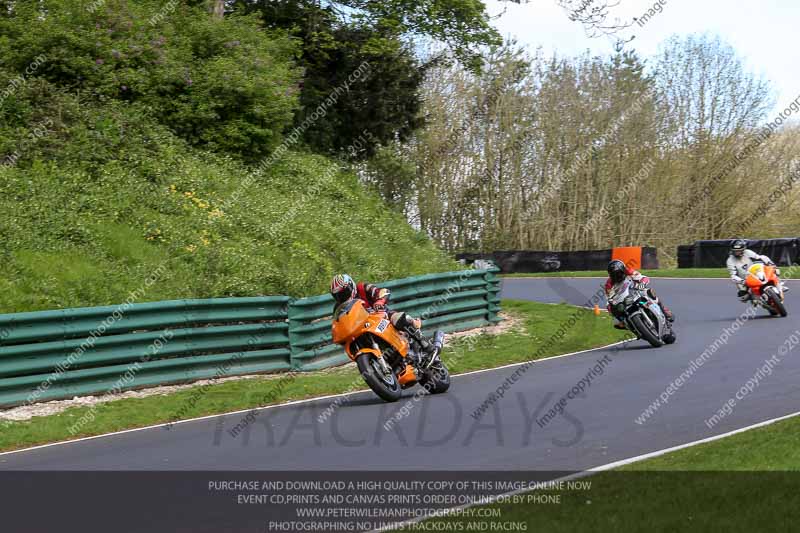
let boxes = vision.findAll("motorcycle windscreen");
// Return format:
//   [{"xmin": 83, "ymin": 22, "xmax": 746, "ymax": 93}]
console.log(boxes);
[
  {"xmin": 745, "ymin": 264, "xmax": 766, "ymax": 289},
  {"xmin": 331, "ymin": 299, "xmax": 370, "ymax": 344}
]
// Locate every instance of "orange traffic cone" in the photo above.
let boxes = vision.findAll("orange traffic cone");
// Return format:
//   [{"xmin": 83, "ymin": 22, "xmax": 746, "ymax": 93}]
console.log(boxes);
[{"xmin": 593, "ymin": 304, "xmax": 601, "ymax": 316}]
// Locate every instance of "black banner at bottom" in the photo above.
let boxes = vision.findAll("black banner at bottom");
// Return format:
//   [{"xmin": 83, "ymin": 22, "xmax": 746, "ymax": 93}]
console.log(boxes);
[{"xmin": 1, "ymin": 471, "xmax": 800, "ymax": 532}]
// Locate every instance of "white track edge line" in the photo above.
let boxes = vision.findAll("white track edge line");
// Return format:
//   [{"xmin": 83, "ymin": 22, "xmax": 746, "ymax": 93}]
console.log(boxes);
[
  {"xmin": 0, "ymin": 338, "xmax": 629, "ymax": 457},
  {"xmin": 373, "ymin": 408, "xmax": 800, "ymax": 533}
]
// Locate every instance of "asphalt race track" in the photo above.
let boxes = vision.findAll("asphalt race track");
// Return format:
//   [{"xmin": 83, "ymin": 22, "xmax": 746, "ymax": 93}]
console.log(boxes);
[{"xmin": 2, "ymin": 278, "xmax": 800, "ymax": 471}]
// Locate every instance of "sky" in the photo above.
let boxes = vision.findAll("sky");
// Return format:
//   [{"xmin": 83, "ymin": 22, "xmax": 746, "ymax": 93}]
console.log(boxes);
[{"xmin": 485, "ymin": 0, "xmax": 799, "ymax": 114}]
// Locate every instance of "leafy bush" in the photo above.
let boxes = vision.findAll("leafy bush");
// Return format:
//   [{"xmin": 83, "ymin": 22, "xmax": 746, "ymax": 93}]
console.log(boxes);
[
  {"xmin": 0, "ymin": 120, "xmax": 454, "ymax": 312},
  {"xmin": 0, "ymin": 1, "xmax": 455, "ymax": 313},
  {"xmin": 0, "ymin": 0, "xmax": 301, "ymax": 161}
]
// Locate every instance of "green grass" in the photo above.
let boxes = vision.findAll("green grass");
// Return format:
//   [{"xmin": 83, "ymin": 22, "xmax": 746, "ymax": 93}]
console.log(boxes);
[
  {"xmin": 404, "ymin": 412, "xmax": 800, "ymax": 532},
  {"xmin": 503, "ymin": 268, "xmax": 728, "ymax": 278},
  {"xmin": 0, "ymin": 299, "xmax": 628, "ymax": 452},
  {"xmin": 0, "ymin": 147, "xmax": 457, "ymax": 312}
]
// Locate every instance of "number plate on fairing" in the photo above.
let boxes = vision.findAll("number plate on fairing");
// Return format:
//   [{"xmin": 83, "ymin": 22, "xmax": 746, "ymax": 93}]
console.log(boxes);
[{"xmin": 375, "ymin": 319, "xmax": 390, "ymax": 333}]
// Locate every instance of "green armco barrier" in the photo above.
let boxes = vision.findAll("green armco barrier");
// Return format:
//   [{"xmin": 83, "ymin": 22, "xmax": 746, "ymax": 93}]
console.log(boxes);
[
  {"xmin": 0, "ymin": 297, "xmax": 291, "ymax": 407},
  {"xmin": 0, "ymin": 269, "xmax": 502, "ymax": 407}
]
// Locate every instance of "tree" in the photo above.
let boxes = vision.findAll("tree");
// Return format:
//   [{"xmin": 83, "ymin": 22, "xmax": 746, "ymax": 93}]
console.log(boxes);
[
  {"xmin": 232, "ymin": 0, "xmax": 428, "ymax": 159},
  {"xmin": 653, "ymin": 34, "xmax": 773, "ymax": 240},
  {"xmin": 400, "ymin": 35, "xmax": 786, "ymax": 265},
  {"xmin": 283, "ymin": 0, "xmax": 504, "ymax": 72},
  {"xmin": 0, "ymin": 0, "xmax": 301, "ymax": 161}
]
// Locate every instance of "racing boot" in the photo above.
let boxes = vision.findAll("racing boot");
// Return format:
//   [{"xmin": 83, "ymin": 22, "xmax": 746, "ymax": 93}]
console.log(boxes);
[
  {"xmin": 402, "ymin": 324, "xmax": 437, "ymax": 368},
  {"xmin": 647, "ymin": 289, "xmax": 674, "ymax": 323},
  {"xmin": 393, "ymin": 314, "xmax": 430, "ymax": 350},
  {"xmin": 405, "ymin": 325, "xmax": 433, "ymax": 360},
  {"xmin": 737, "ymin": 289, "xmax": 752, "ymax": 303},
  {"xmin": 659, "ymin": 302, "xmax": 674, "ymax": 322}
]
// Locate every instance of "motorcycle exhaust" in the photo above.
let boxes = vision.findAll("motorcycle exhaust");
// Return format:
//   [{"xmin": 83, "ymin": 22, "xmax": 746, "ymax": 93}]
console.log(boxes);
[{"xmin": 432, "ymin": 330, "xmax": 445, "ymax": 355}]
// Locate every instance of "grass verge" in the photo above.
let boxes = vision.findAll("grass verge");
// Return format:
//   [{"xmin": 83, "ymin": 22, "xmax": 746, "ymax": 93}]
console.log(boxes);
[
  {"xmin": 503, "ymin": 268, "xmax": 728, "ymax": 278},
  {"xmin": 401, "ymin": 414, "xmax": 800, "ymax": 532},
  {"xmin": 0, "ymin": 299, "xmax": 629, "ymax": 452}
]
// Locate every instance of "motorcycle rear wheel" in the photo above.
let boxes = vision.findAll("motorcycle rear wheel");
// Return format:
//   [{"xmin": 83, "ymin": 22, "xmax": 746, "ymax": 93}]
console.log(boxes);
[
  {"xmin": 765, "ymin": 286, "xmax": 787, "ymax": 317},
  {"xmin": 356, "ymin": 353, "xmax": 402, "ymax": 402},
  {"xmin": 630, "ymin": 314, "xmax": 663, "ymax": 348},
  {"xmin": 418, "ymin": 360, "xmax": 451, "ymax": 394}
]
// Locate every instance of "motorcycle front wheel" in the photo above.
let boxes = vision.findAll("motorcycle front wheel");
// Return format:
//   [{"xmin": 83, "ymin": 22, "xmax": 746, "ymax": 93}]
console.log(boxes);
[
  {"xmin": 765, "ymin": 286, "xmax": 787, "ymax": 317},
  {"xmin": 630, "ymin": 314, "xmax": 663, "ymax": 348},
  {"xmin": 356, "ymin": 353, "xmax": 402, "ymax": 402}
]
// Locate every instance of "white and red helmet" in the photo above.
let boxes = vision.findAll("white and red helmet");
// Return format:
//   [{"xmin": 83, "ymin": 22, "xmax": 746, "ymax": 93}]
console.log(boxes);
[{"xmin": 330, "ymin": 274, "xmax": 356, "ymax": 304}]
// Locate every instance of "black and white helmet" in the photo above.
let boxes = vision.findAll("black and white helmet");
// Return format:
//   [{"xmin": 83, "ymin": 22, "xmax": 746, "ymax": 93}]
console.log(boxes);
[
  {"xmin": 607, "ymin": 259, "xmax": 627, "ymax": 284},
  {"xmin": 730, "ymin": 239, "xmax": 747, "ymax": 258}
]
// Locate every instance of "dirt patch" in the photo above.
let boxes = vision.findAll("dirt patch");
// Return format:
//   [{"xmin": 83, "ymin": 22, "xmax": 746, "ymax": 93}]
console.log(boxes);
[
  {"xmin": 0, "ymin": 318, "xmax": 513, "ymax": 423},
  {"xmin": 447, "ymin": 311, "xmax": 524, "ymax": 339}
]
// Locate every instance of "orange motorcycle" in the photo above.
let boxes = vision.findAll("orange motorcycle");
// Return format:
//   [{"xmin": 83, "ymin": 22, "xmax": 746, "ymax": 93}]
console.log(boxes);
[
  {"xmin": 332, "ymin": 299, "xmax": 450, "ymax": 402},
  {"xmin": 744, "ymin": 262, "xmax": 787, "ymax": 317}
]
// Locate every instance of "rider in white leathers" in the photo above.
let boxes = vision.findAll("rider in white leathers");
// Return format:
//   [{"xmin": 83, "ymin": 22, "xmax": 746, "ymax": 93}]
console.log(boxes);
[{"xmin": 726, "ymin": 239, "xmax": 787, "ymax": 301}]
